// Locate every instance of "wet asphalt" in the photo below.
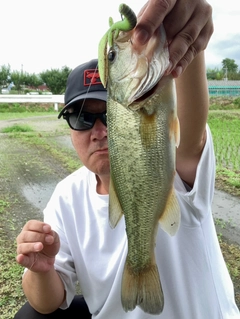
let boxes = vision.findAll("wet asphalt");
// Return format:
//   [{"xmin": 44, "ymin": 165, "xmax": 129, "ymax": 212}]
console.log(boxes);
[{"xmin": 212, "ymin": 190, "xmax": 240, "ymax": 245}]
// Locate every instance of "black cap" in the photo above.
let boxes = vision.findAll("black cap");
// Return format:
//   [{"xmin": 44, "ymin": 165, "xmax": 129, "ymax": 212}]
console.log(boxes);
[{"xmin": 58, "ymin": 59, "xmax": 107, "ymax": 118}]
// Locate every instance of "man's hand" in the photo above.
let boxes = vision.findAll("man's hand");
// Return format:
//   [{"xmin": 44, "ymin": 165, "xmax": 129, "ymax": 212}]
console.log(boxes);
[
  {"xmin": 16, "ymin": 220, "xmax": 60, "ymax": 273},
  {"xmin": 133, "ymin": 0, "xmax": 213, "ymax": 77}
]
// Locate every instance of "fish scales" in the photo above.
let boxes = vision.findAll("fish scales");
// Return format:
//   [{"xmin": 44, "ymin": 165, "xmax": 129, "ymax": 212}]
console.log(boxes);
[
  {"xmin": 108, "ymin": 82, "xmax": 176, "ymax": 271},
  {"xmin": 98, "ymin": 3, "xmax": 181, "ymax": 315}
]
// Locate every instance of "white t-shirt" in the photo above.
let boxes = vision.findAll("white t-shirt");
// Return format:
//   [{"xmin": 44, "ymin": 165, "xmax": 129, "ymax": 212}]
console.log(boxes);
[{"xmin": 44, "ymin": 125, "xmax": 240, "ymax": 319}]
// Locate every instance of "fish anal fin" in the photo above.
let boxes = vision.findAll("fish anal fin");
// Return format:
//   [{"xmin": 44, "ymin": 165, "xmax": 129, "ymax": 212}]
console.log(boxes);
[
  {"xmin": 109, "ymin": 178, "xmax": 123, "ymax": 228},
  {"xmin": 159, "ymin": 186, "xmax": 180, "ymax": 236},
  {"xmin": 121, "ymin": 261, "xmax": 164, "ymax": 314}
]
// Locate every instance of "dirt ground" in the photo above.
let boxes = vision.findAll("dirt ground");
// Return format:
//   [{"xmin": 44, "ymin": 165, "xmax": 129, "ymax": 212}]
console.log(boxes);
[
  {"xmin": 0, "ymin": 115, "xmax": 76, "ymax": 236},
  {"xmin": 0, "ymin": 114, "xmax": 239, "ymax": 310}
]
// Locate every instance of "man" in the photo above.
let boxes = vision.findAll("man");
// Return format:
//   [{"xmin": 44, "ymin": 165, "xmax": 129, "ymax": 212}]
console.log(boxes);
[{"xmin": 14, "ymin": 1, "xmax": 240, "ymax": 318}]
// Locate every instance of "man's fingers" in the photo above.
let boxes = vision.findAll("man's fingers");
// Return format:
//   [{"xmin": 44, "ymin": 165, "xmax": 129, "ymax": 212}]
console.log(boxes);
[
  {"xmin": 133, "ymin": 0, "xmax": 213, "ymax": 76},
  {"xmin": 168, "ymin": 17, "xmax": 214, "ymax": 76},
  {"xmin": 21, "ymin": 220, "xmax": 51, "ymax": 233},
  {"xmin": 16, "ymin": 253, "xmax": 33, "ymax": 268},
  {"xmin": 133, "ymin": 0, "xmax": 176, "ymax": 45},
  {"xmin": 17, "ymin": 242, "xmax": 43, "ymax": 256}
]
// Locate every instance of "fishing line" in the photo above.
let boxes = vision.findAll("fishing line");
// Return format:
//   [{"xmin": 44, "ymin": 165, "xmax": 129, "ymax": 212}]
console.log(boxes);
[{"xmin": 73, "ymin": 63, "xmax": 99, "ymax": 129}]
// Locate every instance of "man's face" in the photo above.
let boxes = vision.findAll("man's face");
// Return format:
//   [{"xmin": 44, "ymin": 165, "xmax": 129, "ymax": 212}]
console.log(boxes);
[{"xmin": 70, "ymin": 99, "xmax": 109, "ymax": 177}]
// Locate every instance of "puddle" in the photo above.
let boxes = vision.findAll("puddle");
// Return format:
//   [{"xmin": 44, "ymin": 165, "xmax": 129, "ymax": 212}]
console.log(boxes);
[
  {"xmin": 22, "ymin": 181, "xmax": 57, "ymax": 212},
  {"xmin": 212, "ymin": 190, "xmax": 240, "ymax": 244},
  {"xmin": 213, "ymin": 190, "xmax": 240, "ymax": 225}
]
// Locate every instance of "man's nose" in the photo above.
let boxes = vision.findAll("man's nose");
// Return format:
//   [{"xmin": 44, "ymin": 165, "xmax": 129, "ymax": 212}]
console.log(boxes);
[{"xmin": 92, "ymin": 118, "xmax": 107, "ymax": 137}]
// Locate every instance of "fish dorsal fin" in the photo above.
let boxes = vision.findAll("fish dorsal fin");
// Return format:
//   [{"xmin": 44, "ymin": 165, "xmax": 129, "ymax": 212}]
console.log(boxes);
[
  {"xmin": 109, "ymin": 177, "xmax": 124, "ymax": 228},
  {"xmin": 159, "ymin": 186, "xmax": 180, "ymax": 236}
]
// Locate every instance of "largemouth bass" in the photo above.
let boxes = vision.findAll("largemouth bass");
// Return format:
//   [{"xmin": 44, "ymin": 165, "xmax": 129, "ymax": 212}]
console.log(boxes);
[{"xmin": 98, "ymin": 4, "xmax": 180, "ymax": 315}]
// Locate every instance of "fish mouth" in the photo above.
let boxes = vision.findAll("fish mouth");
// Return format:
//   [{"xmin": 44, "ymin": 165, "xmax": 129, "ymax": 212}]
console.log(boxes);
[{"xmin": 131, "ymin": 82, "xmax": 159, "ymax": 105}]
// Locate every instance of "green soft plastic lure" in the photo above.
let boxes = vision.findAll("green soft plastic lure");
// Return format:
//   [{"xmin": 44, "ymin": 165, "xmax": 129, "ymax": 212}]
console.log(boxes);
[{"xmin": 98, "ymin": 3, "xmax": 137, "ymax": 87}]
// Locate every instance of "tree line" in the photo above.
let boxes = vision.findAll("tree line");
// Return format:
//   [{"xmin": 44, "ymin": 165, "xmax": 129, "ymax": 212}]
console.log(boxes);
[
  {"xmin": 207, "ymin": 58, "xmax": 240, "ymax": 80},
  {"xmin": 0, "ymin": 58, "xmax": 239, "ymax": 95},
  {"xmin": 0, "ymin": 64, "xmax": 72, "ymax": 94}
]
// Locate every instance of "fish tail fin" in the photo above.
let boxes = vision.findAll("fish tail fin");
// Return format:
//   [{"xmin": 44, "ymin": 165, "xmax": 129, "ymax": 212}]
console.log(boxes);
[{"xmin": 121, "ymin": 261, "xmax": 164, "ymax": 314}]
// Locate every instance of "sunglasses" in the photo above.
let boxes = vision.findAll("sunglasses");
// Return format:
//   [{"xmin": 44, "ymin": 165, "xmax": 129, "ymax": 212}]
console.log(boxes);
[{"xmin": 63, "ymin": 110, "xmax": 107, "ymax": 131}]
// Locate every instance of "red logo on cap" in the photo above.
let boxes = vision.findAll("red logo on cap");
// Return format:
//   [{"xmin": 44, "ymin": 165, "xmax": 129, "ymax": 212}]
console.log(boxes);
[{"xmin": 84, "ymin": 69, "xmax": 102, "ymax": 86}]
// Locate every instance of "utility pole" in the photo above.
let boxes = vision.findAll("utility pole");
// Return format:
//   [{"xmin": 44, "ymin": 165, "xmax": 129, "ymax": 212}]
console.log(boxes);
[{"xmin": 223, "ymin": 67, "xmax": 228, "ymax": 81}]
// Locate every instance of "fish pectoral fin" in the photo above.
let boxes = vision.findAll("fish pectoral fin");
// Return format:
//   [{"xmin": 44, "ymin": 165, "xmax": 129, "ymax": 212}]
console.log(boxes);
[
  {"xmin": 159, "ymin": 187, "xmax": 180, "ymax": 236},
  {"xmin": 109, "ymin": 178, "xmax": 123, "ymax": 228},
  {"xmin": 170, "ymin": 115, "xmax": 180, "ymax": 148},
  {"xmin": 174, "ymin": 116, "xmax": 180, "ymax": 148},
  {"xmin": 121, "ymin": 261, "xmax": 164, "ymax": 314}
]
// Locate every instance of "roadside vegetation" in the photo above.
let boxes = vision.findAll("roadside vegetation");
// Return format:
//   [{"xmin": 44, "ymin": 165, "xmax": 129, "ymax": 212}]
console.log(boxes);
[
  {"xmin": 0, "ymin": 102, "xmax": 57, "ymax": 117},
  {"xmin": 0, "ymin": 99, "xmax": 239, "ymax": 317}
]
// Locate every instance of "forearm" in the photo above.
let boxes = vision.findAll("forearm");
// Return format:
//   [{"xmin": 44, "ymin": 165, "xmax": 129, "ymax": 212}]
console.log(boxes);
[
  {"xmin": 22, "ymin": 267, "xmax": 65, "ymax": 314},
  {"xmin": 175, "ymin": 51, "xmax": 209, "ymax": 186}
]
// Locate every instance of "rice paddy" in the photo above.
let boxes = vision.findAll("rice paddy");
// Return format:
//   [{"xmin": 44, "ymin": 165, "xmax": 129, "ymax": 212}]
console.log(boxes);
[{"xmin": 208, "ymin": 109, "xmax": 240, "ymax": 196}]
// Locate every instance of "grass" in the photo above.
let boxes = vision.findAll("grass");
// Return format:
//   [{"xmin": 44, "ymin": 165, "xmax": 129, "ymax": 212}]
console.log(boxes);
[
  {"xmin": 0, "ymin": 102, "xmax": 58, "ymax": 121},
  {"xmin": 0, "ymin": 111, "xmax": 56, "ymax": 120},
  {"xmin": 207, "ymin": 109, "xmax": 240, "ymax": 196},
  {"xmin": 1, "ymin": 124, "xmax": 34, "ymax": 133},
  {"xmin": 0, "ymin": 100, "xmax": 240, "ymax": 316},
  {"xmin": 0, "ymin": 198, "xmax": 26, "ymax": 318},
  {"xmin": 0, "ymin": 102, "xmax": 58, "ymax": 114}
]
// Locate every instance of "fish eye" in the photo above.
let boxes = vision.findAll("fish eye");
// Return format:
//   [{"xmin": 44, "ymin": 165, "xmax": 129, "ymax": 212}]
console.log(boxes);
[{"xmin": 108, "ymin": 49, "xmax": 116, "ymax": 62}]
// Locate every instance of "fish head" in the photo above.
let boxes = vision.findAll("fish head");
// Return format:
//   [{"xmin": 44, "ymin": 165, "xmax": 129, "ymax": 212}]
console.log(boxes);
[
  {"xmin": 98, "ymin": 4, "xmax": 137, "ymax": 88},
  {"xmin": 103, "ymin": 24, "xmax": 170, "ymax": 108}
]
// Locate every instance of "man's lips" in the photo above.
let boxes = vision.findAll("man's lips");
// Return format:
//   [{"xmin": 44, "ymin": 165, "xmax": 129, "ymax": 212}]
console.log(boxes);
[{"xmin": 92, "ymin": 148, "xmax": 109, "ymax": 155}]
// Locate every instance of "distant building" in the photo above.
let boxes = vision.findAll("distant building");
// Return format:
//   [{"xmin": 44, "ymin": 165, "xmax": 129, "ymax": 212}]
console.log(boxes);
[
  {"xmin": 1, "ymin": 82, "xmax": 14, "ymax": 94},
  {"xmin": 37, "ymin": 84, "xmax": 49, "ymax": 91},
  {"xmin": 208, "ymin": 80, "xmax": 240, "ymax": 96}
]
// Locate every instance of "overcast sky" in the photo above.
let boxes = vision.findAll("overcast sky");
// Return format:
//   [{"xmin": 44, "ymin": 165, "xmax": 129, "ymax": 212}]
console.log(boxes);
[{"xmin": 1, "ymin": 0, "xmax": 239, "ymax": 74}]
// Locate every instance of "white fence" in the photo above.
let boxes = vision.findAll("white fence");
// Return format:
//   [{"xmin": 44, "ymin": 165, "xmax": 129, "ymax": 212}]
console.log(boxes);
[{"xmin": 0, "ymin": 94, "xmax": 64, "ymax": 111}]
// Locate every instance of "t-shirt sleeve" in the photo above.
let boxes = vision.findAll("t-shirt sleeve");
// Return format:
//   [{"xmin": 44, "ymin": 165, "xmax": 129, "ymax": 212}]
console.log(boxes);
[{"xmin": 174, "ymin": 124, "xmax": 216, "ymax": 221}]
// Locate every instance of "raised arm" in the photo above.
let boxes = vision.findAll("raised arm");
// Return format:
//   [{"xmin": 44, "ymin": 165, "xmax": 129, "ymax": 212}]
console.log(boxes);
[{"xmin": 175, "ymin": 51, "xmax": 209, "ymax": 187}]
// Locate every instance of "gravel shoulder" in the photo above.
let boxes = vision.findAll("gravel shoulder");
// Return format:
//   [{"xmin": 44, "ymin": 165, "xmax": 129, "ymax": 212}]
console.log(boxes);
[{"xmin": 0, "ymin": 115, "xmax": 76, "ymax": 236}]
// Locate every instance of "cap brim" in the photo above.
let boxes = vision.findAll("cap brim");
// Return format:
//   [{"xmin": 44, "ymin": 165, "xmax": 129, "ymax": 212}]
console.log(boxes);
[{"xmin": 58, "ymin": 91, "xmax": 107, "ymax": 118}]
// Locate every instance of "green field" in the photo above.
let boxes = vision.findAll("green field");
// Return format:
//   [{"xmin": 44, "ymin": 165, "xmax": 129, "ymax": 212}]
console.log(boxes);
[{"xmin": 208, "ymin": 110, "xmax": 240, "ymax": 196}]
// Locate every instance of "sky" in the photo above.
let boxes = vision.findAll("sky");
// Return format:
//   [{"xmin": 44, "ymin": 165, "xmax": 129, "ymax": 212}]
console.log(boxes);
[{"xmin": 1, "ymin": 0, "xmax": 240, "ymax": 74}]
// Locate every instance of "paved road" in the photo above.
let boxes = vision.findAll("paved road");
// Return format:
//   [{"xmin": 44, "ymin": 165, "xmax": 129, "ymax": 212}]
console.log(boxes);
[{"xmin": 212, "ymin": 190, "xmax": 240, "ymax": 245}]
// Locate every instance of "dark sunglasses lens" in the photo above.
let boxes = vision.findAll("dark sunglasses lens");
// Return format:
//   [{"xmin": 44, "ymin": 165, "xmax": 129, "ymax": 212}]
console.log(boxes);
[
  {"xmin": 67, "ymin": 112, "xmax": 106, "ymax": 131},
  {"xmin": 101, "ymin": 113, "xmax": 107, "ymax": 126},
  {"xmin": 67, "ymin": 113, "xmax": 86, "ymax": 130}
]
